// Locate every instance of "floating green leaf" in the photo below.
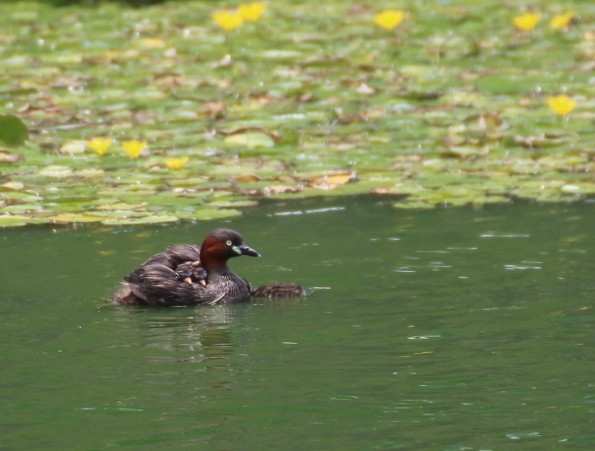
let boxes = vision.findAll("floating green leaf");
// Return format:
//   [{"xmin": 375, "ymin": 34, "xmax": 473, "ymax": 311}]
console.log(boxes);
[
  {"xmin": 59, "ymin": 140, "xmax": 87, "ymax": 155},
  {"xmin": 101, "ymin": 215, "xmax": 180, "ymax": 225},
  {"xmin": 0, "ymin": 215, "xmax": 48, "ymax": 227},
  {"xmin": 0, "ymin": 115, "xmax": 28, "ymax": 147},
  {"xmin": 224, "ymin": 132, "xmax": 276, "ymax": 149}
]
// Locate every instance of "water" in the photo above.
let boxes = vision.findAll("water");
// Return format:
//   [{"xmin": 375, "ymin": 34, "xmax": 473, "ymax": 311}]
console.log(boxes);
[{"xmin": 1, "ymin": 197, "xmax": 593, "ymax": 449}]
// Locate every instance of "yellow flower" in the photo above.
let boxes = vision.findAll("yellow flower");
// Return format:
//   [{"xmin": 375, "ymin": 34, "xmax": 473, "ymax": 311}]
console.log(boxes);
[
  {"xmin": 513, "ymin": 12, "xmax": 541, "ymax": 31},
  {"xmin": 547, "ymin": 95, "xmax": 577, "ymax": 117},
  {"xmin": 238, "ymin": 2, "xmax": 267, "ymax": 22},
  {"xmin": 122, "ymin": 140, "xmax": 148, "ymax": 158},
  {"xmin": 212, "ymin": 10, "xmax": 244, "ymax": 32},
  {"xmin": 550, "ymin": 11, "xmax": 574, "ymax": 30},
  {"xmin": 165, "ymin": 157, "xmax": 189, "ymax": 170},
  {"xmin": 374, "ymin": 9, "xmax": 406, "ymax": 31},
  {"xmin": 86, "ymin": 137, "xmax": 112, "ymax": 156}
]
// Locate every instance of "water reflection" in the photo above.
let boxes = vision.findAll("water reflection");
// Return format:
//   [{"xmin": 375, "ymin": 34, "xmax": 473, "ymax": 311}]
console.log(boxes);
[{"xmin": 109, "ymin": 306, "xmax": 239, "ymax": 364}]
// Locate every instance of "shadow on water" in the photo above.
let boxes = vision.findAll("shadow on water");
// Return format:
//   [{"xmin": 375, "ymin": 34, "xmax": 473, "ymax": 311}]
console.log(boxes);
[{"xmin": 1, "ymin": 196, "xmax": 594, "ymax": 449}]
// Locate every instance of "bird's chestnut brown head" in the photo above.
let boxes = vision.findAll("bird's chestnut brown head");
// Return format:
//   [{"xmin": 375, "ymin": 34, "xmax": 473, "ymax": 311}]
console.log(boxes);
[{"xmin": 199, "ymin": 228, "xmax": 260, "ymax": 271}]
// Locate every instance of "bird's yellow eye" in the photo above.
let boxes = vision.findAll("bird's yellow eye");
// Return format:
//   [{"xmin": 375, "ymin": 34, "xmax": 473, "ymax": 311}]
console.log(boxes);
[{"xmin": 226, "ymin": 240, "xmax": 232, "ymax": 246}]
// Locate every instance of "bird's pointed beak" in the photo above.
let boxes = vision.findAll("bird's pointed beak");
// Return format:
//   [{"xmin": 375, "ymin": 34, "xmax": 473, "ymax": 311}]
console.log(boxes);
[
  {"xmin": 240, "ymin": 244, "xmax": 260, "ymax": 257},
  {"xmin": 238, "ymin": 244, "xmax": 260, "ymax": 257}
]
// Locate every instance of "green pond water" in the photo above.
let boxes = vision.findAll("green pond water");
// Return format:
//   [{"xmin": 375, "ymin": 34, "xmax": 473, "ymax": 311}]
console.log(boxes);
[{"xmin": 1, "ymin": 197, "xmax": 594, "ymax": 449}]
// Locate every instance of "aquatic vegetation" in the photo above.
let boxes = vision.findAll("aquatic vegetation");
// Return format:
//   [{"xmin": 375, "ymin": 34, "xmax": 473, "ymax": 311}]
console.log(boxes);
[
  {"xmin": 86, "ymin": 137, "xmax": 113, "ymax": 156},
  {"xmin": 374, "ymin": 9, "xmax": 406, "ymax": 31},
  {"xmin": 513, "ymin": 12, "xmax": 541, "ymax": 31},
  {"xmin": 550, "ymin": 11, "xmax": 574, "ymax": 30},
  {"xmin": 0, "ymin": 1, "xmax": 592, "ymax": 227},
  {"xmin": 137, "ymin": 37, "xmax": 167, "ymax": 49},
  {"xmin": 0, "ymin": 115, "xmax": 28, "ymax": 146},
  {"xmin": 212, "ymin": 10, "xmax": 244, "ymax": 32},
  {"xmin": 165, "ymin": 157, "xmax": 190, "ymax": 170},
  {"xmin": 238, "ymin": 2, "xmax": 267, "ymax": 22},
  {"xmin": 547, "ymin": 95, "xmax": 577, "ymax": 117},
  {"xmin": 212, "ymin": 2, "xmax": 266, "ymax": 32},
  {"xmin": 122, "ymin": 140, "xmax": 148, "ymax": 159}
]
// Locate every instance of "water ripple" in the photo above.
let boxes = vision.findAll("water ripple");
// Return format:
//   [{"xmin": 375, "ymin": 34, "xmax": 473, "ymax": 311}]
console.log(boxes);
[
  {"xmin": 504, "ymin": 263, "xmax": 542, "ymax": 270},
  {"xmin": 481, "ymin": 233, "xmax": 530, "ymax": 238}
]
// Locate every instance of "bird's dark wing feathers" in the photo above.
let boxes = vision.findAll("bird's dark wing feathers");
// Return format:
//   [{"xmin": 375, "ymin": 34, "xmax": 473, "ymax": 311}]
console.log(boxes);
[
  {"xmin": 140, "ymin": 264, "xmax": 203, "ymax": 306},
  {"xmin": 122, "ymin": 244, "xmax": 206, "ymax": 305},
  {"xmin": 125, "ymin": 245, "xmax": 201, "ymax": 282},
  {"xmin": 164, "ymin": 244, "xmax": 202, "ymax": 264}
]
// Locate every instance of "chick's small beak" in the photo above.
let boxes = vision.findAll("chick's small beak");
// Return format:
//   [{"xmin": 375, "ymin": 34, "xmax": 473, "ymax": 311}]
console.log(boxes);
[{"xmin": 239, "ymin": 244, "xmax": 260, "ymax": 257}]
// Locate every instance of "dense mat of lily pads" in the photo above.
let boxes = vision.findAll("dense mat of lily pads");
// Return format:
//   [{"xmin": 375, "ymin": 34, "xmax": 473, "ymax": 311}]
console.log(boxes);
[{"xmin": 0, "ymin": 1, "xmax": 593, "ymax": 226}]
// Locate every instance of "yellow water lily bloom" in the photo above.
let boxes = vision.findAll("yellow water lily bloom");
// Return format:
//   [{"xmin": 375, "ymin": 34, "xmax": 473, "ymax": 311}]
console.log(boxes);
[
  {"xmin": 86, "ymin": 137, "xmax": 112, "ymax": 156},
  {"xmin": 212, "ymin": 10, "xmax": 244, "ymax": 32},
  {"xmin": 513, "ymin": 12, "xmax": 541, "ymax": 31},
  {"xmin": 550, "ymin": 11, "xmax": 574, "ymax": 30},
  {"xmin": 374, "ymin": 9, "xmax": 406, "ymax": 30},
  {"xmin": 165, "ymin": 157, "xmax": 189, "ymax": 170},
  {"xmin": 122, "ymin": 140, "xmax": 148, "ymax": 158},
  {"xmin": 238, "ymin": 2, "xmax": 267, "ymax": 22},
  {"xmin": 547, "ymin": 95, "xmax": 576, "ymax": 117}
]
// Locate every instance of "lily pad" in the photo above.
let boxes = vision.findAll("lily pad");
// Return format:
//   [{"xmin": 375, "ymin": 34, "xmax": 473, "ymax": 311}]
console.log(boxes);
[
  {"xmin": 189, "ymin": 208, "xmax": 242, "ymax": 221},
  {"xmin": 51, "ymin": 213, "xmax": 105, "ymax": 224},
  {"xmin": 59, "ymin": 140, "xmax": 87, "ymax": 155},
  {"xmin": 261, "ymin": 49, "xmax": 304, "ymax": 59},
  {"xmin": 0, "ymin": 149, "xmax": 24, "ymax": 163},
  {"xmin": 2, "ymin": 203, "xmax": 44, "ymax": 214},
  {"xmin": 560, "ymin": 184, "xmax": 594, "ymax": 195},
  {"xmin": 224, "ymin": 132, "xmax": 276, "ymax": 149},
  {"xmin": 441, "ymin": 146, "xmax": 488, "ymax": 159},
  {"xmin": 38, "ymin": 165, "xmax": 74, "ymax": 178},
  {"xmin": 0, "ymin": 215, "xmax": 48, "ymax": 227},
  {"xmin": 0, "ymin": 181, "xmax": 25, "ymax": 191},
  {"xmin": 101, "ymin": 215, "xmax": 180, "ymax": 225},
  {"xmin": 0, "ymin": 115, "xmax": 28, "ymax": 146},
  {"xmin": 0, "ymin": 1, "xmax": 592, "ymax": 226},
  {"xmin": 309, "ymin": 172, "xmax": 357, "ymax": 190}
]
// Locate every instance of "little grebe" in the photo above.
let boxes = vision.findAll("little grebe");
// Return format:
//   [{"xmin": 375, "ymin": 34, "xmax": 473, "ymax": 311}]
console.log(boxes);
[{"xmin": 110, "ymin": 228, "xmax": 306, "ymax": 306}]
